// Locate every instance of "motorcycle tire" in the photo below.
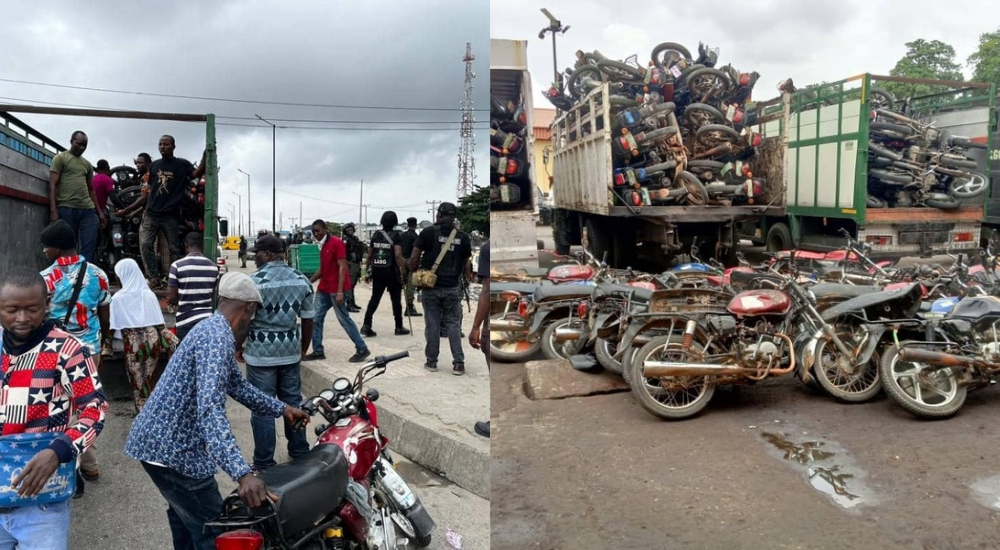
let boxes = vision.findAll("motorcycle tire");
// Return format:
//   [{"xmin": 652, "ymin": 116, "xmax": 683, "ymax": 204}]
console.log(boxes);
[
  {"xmin": 595, "ymin": 337, "xmax": 623, "ymax": 375},
  {"xmin": 627, "ymin": 335, "xmax": 715, "ymax": 420},
  {"xmin": 952, "ymin": 136, "xmax": 987, "ymax": 150},
  {"xmin": 866, "ymin": 195, "xmax": 887, "ymax": 208},
  {"xmin": 567, "ymin": 65, "xmax": 602, "ymax": 99},
  {"xmin": 938, "ymin": 156, "xmax": 979, "ymax": 171},
  {"xmin": 683, "ymin": 67, "xmax": 732, "ymax": 99},
  {"xmin": 868, "ymin": 88, "xmax": 896, "ymax": 111},
  {"xmin": 609, "ymin": 95, "xmax": 640, "ymax": 107},
  {"xmin": 878, "ymin": 343, "xmax": 966, "ymax": 419},
  {"xmin": 620, "ymin": 346, "xmax": 641, "ymax": 384},
  {"xmin": 682, "ymin": 103, "xmax": 726, "ymax": 129},
  {"xmin": 812, "ymin": 327, "xmax": 882, "ymax": 403},
  {"xmin": 869, "ymin": 121, "xmax": 913, "ymax": 137},
  {"xmin": 110, "ymin": 165, "xmax": 140, "ymax": 193},
  {"xmin": 867, "ymin": 141, "xmax": 902, "ymax": 161},
  {"xmin": 949, "ymin": 172, "xmax": 989, "ymax": 199},
  {"xmin": 925, "ymin": 195, "xmax": 961, "ymax": 210},
  {"xmin": 651, "ymin": 42, "xmax": 692, "ymax": 70},
  {"xmin": 541, "ymin": 318, "xmax": 587, "ymax": 361},
  {"xmin": 597, "ymin": 59, "xmax": 643, "ymax": 82},
  {"xmin": 695, "ymin": 123, "xmax": 741, "ymax": 145},
  {"xmin": 488, "ymin": 312, "xmax": 542, "ymax": 363},
  {"xmin": 868, "ymin": 169, "xmax": 912, "ymax": 185},
  {"xmin": 676, "ymin": 170, "xmax": 709, "ymax": 206},
  {"xmin": 686, "ymin": 159, "xmax": 726, "ymax": 173}
]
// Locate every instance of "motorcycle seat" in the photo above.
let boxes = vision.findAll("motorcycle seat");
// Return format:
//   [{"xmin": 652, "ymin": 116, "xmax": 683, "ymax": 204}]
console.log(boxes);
[
  {"xmin": 255, "ymin": 444, "xmax": 350, "ymax": 537},
  {"xmin": 491, "ymin": 282, "xmax": 540, "ymax": 295},
  {"xmin": 810, "ymin": 283, "xmax": 880, "ymax": 299},
  {"xmin": 533, "ymin": 284, "xmax": 594, "ymax": 303},
  {"xmin": 594, "ymin": 284, "xmax": 655, "ymax": 302}
]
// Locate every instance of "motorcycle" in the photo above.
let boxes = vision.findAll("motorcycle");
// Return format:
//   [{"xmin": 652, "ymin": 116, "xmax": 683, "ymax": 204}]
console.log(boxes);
[{"xmin": 206, "ymin": 351, "xmax": 435, "ymax": 549}]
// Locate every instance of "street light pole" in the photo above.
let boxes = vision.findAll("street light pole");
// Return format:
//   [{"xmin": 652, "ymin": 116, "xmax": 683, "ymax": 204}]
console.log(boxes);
[
  {"xmin": 539, "ymin": 8, "xmax": 570, "ymax": 93},
  {"xmin": 255, "ymin": 114, "xmax": 277, "ymax": 233},
  {"xmin": 231, "ymin": 191, "xmax": 242, "ymax": 235},
  {"xmin": 237, "ymin": 169, "xmax": 251, "ymax": 235}
]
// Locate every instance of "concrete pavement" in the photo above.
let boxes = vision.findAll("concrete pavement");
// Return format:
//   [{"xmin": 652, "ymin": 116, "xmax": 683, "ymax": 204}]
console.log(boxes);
[{"xmin": 228, "ymin": 254, "xmax": 491, "ymax": 500}]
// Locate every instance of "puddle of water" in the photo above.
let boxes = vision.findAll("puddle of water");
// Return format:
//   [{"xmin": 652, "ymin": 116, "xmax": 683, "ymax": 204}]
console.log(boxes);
[
  {"xmin": 760, "ymin": 429, "xmax": 872, "ymax": 510},
  {"xmin": 970, "ymin": 474, "xmax": 1000, "ymax": 511}
]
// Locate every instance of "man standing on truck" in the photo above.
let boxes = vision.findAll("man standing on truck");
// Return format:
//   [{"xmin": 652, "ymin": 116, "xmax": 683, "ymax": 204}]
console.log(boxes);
[
  {"xmin": 401, "ymin": 217, "xmax": 422, "ymax": 317},
  {"xmin": 39, "ymin": 219, "xmax": 112, "ymax": 485},
  {"xmin": 409, "ymin": 202, "xmax": 472, "ymax": 374},
  {"xmin": 168, "ymin": 232, "xmax": 221, "ymax": 341},
  {"xmin": 49, "ymin": 130, "xmax": 105, "ymax": 263},
  {"xmin": 241, "ymin": 234, "xmax": 314, "ymax": 472},
  {"xmin": 342, "ymin": 223, "xmax": 364, "ymax": 313},
  {"xmin": 117, "ymin": 137, "xmax": 206, "ymax": 288},
  {"xmin": 92, "ymin": 159, "xmax": 115, "ymax": 213}
]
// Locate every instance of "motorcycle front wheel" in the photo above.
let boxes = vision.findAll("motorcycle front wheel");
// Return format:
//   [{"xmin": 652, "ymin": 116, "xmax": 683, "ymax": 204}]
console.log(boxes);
[
  {"xmin": 489, "ymin": 312, "xmax": 542, "ymax": 363},
  {"xmin": 812, "ymin": 328, "xmax": 882, "ymax": 403},
  {"xmin": 627, "ymin": 335, "xmax": 716, "ymax": 420},
  {"xmin": 878, "ymin": 343, "xmax": 967, "ymax": 419},
  {"xmin": 595, "ymin": 337, "xmax": 623, "ymax": 375}
]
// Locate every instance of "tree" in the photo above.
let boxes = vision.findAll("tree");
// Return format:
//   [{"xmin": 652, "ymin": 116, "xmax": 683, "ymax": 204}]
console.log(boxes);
[
  {"xmin": 457, "ymin": 186, "xmax": 489, "ymax": 238},
  {"xmin": 884, "ymin": 39, "xmax": 964, "ymax": 99},
  {"xmin": 968, "ymin": 27, "xmax": 1000, "ymax": 91}
]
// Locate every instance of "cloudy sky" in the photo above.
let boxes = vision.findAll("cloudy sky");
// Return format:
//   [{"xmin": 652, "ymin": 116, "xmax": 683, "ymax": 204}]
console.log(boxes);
[
  {"xmin": 1, "ymin": 0, "xmax": 488, "ymax": 234},
  {"xmin": 491, "ymin": 0, "xmax": 997, "ymax": 108}
]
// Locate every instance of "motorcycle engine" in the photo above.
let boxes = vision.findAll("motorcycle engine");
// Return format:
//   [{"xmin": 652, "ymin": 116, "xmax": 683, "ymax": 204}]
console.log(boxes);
[
  {"xmin": 978, "ymin": 339, "xmax": 1000, "ymax": 363},
  {"xmin": 742, "ymin": 341, "xmax": 779, "ymax": 362}
]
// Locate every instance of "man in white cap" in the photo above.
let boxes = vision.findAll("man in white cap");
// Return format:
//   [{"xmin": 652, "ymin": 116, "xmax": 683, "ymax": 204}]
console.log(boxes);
[{"xmin": 124, "ymin": 272, "xmax": 310, "ymax": 549}]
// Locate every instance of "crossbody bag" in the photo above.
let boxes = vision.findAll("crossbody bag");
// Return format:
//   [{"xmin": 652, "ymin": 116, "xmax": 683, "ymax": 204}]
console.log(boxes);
[{"xmin": 412, "ymin": 227, "xmax": 458, "ymax": 289}]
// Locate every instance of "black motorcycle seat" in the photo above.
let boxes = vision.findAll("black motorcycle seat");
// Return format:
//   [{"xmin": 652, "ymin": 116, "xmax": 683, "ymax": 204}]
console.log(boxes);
[
  {"xmin": 594, "ymin": 284, "xmax": 655, "ymax": 302},
  {"xmin": 491, "ymin": 282, "xmax": 540, "ymax": 295},
  {"xmin": 810, "ymin": 283, "xmax": 880, "ymax": 299},
  {"xmin": 533, "ymin": 284, "xmax": 594, "ymax": 303},
  {"xmin": 256, "ymin": 444, "xmax": 350, "ymax": 537}
]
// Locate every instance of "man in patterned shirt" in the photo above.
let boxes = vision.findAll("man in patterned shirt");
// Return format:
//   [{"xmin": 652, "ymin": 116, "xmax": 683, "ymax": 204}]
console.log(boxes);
[
  {"xmin": 0, "ymin": 267, "xmax": 108, "ymax": 550},
  {"xmin": 39, "ymin": 219, "xmax": 111, "ymax": 482},
  {"xmin": 124, "ymin": 272, "xmax": 309, "ymax": 549},
  {"xmin": 243, "ymin": 235, "xmax": 314, "ymax": 472}
]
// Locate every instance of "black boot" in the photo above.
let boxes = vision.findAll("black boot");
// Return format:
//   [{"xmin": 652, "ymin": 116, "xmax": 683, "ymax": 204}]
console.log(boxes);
[
  {"xmin": 361, "ymin": 324, "xmax": 377, "ymax": 337},
  {"xmin": 405, "ymin": 304, "xmax": 422, "ymax": 317},
  {"xmin": 395, "ymin": 326, "xmax": 411, "ymax": 335}
]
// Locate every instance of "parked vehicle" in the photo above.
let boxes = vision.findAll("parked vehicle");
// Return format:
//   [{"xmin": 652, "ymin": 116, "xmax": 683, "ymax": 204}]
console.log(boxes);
[{"xmin": 207, "ymin": 351, "xmax": 436, "ymax": 549}]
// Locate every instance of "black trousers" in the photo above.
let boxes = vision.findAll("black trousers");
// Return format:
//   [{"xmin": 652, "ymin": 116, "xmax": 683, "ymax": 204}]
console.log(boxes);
[{"xmin": 364, "ymin": 269, "xmax": 403, "ymax": 328}]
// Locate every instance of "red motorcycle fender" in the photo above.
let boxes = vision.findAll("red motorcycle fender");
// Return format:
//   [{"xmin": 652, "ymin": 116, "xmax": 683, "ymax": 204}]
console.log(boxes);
[{"xmin": 339, "ymin": 499, "xmax": 369, "ymax": 542}]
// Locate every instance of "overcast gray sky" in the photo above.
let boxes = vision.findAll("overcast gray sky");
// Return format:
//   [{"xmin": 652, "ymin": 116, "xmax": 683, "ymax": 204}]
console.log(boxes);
[
  {"xmin": 1, "ymin": 0, "xmax": 488, "ymax": 233},
  {"xmin": 491, "ymin": 0, "xmax": 997, "ymax": 108}
]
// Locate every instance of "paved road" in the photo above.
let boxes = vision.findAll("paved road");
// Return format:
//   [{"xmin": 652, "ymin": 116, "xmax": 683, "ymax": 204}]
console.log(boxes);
[{"xmin": 68, "ymin": 356, "xmax": 488, "ymax": 549}]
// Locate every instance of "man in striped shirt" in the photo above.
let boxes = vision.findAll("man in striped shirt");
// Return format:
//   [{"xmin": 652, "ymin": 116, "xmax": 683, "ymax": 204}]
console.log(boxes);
[{"xmin": 167, "ymin": 232, "xmax": 220, "ymax": 340}]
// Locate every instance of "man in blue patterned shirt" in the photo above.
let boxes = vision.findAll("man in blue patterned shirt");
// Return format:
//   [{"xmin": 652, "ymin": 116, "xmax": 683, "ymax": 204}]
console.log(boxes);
[
  {"xmin": 124, "ymin": 272, "xmax": 309, "ymax": 550},
  {"xmin": 243, "ymin": 235, "xmax": 315, "ymax": 472}
]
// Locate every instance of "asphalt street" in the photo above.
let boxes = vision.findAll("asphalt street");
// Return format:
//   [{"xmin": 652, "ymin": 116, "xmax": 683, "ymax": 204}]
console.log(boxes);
[{"xmin": 67, "ymin": 355, "xmax": 488, "ymax": 549}]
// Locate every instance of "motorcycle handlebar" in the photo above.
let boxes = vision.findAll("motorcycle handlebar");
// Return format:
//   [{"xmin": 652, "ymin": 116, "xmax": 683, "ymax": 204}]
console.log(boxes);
[{"xmin": 381, "ymin": 351, "xmax": 410, "ymax": 363}]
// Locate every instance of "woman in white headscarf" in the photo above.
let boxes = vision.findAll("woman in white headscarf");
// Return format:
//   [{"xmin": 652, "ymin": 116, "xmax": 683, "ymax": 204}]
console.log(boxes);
[{"xmin": 110, "ymin": 258, "xmax": 179, "ymax": 413}]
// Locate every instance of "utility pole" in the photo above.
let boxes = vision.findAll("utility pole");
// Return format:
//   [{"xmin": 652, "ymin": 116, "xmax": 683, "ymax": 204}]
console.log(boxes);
[
  {"xmin": 238, "ymin": 169, "xmax": 251, "ymax": 235},
  {"xmin": 358, "ymin": 179, "xmax": 364, "ymax": 229},
  {"xmin": 255, "ymin": 114, "xmax": 277, "ymax": 232},
  {"xmin": 539, "ymin": 9, "xmax": 570, "ymax": 93},
  {"xmin": 299, "ymin": 201, "xmax": 302, "ymax": 231},
  {"xmin": 231, "ymin": 191, "xmax": 242, "ymax": 235},
  {"xmin": 362, "ymin": 204, "xmax": 370, "ymax": 242},
  {"xmin": 426, "ymin": 200, "xmax": 439, "ymax": 217}
]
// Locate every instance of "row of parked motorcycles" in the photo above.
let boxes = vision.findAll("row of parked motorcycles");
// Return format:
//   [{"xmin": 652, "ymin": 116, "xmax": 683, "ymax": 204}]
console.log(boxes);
[
  {"xmin": 863, "ymin": 92, "xmax": 988, "ymax": 210},
  {"xmin": 543, "ymin": 41, "xmax": 769, "ymax": 208},
  {"xmin": 490, "ymin": 229, "xmax": 1000, "ymax": 420}
]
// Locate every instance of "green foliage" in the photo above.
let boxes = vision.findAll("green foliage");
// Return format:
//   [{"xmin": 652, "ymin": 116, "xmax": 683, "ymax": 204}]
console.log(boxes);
[
  {"xmin": 457, "ymin": 186, "xmax": 490, "ymax": 238},
  {"xmin": 968, "ymin": 27, "xmax": 1000, "ymax": 93},
  {"xmin": 884, "ymin": 39, "xmax": 964, "ymax": 99}
]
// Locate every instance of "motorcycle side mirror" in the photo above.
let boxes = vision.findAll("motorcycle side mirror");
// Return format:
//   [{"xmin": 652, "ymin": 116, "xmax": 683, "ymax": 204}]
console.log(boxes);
[{"xmin": 366, "ymin": 388, "xmax": 380, "ymax": 402}]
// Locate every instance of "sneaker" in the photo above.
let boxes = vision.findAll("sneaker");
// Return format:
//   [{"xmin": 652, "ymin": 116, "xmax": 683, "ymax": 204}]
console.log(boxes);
[
  {"xmin": 474, "ymin": 421, "xmax": 490, "ymax": 438},
  {"xmin": 405, "ymin": 308, "xmax": 422, "ymax": 317},
  {"xmin": 303, "ymin": 352, "xmax": 326, "ymax": 361},
  {"xmin": 360, "ymin": 326, "xmax": 377, "ymax": 337},
  {"xmin": 394, "ymin": 327, "xmax": 411, "ymax": 335},
  {"xmin": 349, "ymin": 349, "xmax": 371, "ymax": 363},
  {"xmin": 424, "ymin": 362, "xmax": 438, "ymax": 372},
  {"xmin": 348, "ymin": 306, "xmax": 362, "ymax": 313},
  {"xmin": 453, "ymin": 364, "xmax": 465, "ymax": 376}
]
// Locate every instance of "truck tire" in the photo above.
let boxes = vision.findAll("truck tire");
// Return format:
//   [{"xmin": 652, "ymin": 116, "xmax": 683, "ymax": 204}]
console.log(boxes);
[
  {"xmin": 552, "ymin": 209, "xmax": 572, "ymax": 256},
  {"xmin": 585, "ymin": 218, "xmax": 611, "ymax": 264},
  {"xmin": 766, "ymin": 222, "xmax": 793, "ymax": 253}
]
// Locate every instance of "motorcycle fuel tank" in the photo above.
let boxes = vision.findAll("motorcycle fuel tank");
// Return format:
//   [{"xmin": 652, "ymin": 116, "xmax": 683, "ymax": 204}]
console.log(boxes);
[
  {"xmin": 317, "ymin": 416, "xmax": 382, "ymax": 482},
  {"xmin": 547, "ymin": 264, "xmax": 595, "ymax": 283},
  {"xmin": 948, "ymin": 296, "xmax": 1000, "ymax": 321},
  {"xmin": 727, "ymin": 289, "xmax": 792, "ymax": 316}
]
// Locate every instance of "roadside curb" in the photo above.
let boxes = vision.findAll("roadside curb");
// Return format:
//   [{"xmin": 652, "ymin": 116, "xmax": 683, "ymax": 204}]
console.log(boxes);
[{"xmin": 299, "ymin": 361, "xmax": 490, "ymax": 500}]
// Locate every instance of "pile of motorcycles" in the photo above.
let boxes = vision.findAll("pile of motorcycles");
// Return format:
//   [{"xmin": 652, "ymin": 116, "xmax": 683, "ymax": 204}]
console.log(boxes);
[
  {"xmin": 490, "ymin": 229, "xmax": 1000, "ymax": 421},
  {"xmin": 864, "ymin": 94, "xmax": 988, "ymax": 209},
  {"xmin": 490, "ymin": 96, "xmax": 532, "ymax": 210},
  {"xmin": 544, "ymin": 41, "xmax": 768, "ymax": 208}
]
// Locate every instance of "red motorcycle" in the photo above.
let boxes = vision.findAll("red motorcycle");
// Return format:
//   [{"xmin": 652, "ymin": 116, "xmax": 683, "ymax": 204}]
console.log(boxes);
[{"xmin": 207, "ymin": 351, "xmax": 435, "ymax": 550}]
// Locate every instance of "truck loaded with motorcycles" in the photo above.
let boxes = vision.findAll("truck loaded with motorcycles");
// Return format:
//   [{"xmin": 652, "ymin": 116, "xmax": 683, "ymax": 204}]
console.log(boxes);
[{"xmin": 537, "ymin": 39, "xmax": 995, "ymax": 269}]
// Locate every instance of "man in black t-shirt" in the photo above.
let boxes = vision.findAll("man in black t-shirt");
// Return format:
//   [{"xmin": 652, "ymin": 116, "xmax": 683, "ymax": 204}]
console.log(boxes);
[
  {"xmin": 361, "ymin": 211, "xmax": 410, "ymax": 337},
  {"xmin": 120, "ymin": 135, "xmax": 204, "ymax": 287},
  {"xmin": 470, "ymin": 241, "xmax": 490, "ymax": 437},
  {"xmin": 401, "ymin": 217, "xmax": 421, "ymax": 317},
  {"xmin": 342, "ymin": 223, "xmax": 364, "ymax": 312},
  {"xmin": 409, "ymin": 202, "xmax": 472, "ymax": 375}
]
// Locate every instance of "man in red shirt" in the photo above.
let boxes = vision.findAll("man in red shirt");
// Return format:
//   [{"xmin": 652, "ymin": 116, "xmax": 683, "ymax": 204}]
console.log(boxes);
[
  {"xmin": 92, "ymin": 159, "xmax": 115, "ymax": 212},
  {"xmin": 305, "ymin": 219, "xmax": 370, "ymax": 362}
]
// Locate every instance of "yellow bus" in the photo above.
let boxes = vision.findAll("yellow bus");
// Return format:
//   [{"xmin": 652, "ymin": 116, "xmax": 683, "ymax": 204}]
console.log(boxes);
[{"xmin": 221, "ymin": 236, "xmax": 242, "ymax": 250}]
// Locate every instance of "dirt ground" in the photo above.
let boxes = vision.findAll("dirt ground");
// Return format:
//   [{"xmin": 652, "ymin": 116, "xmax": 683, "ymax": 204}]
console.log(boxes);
[{"xmin": 491, "ymin": 361, "xmax": 1000, "ymax": 550}]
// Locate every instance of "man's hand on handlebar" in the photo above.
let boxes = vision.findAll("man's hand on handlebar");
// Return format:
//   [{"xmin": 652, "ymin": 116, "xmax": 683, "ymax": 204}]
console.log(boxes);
[{"xmin": 283, "ymin": 406, "xmax": 310, "ymax": 431}]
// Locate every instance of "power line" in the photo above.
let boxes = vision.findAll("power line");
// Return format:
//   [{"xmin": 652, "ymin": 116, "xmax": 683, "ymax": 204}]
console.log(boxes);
[
  {"xmin": 0, "ymin": 76, "xmax": 490, "ymax": 112},
  {"xmin": 218, "ymin": 122, "xmax": 485, "ymax": 131},
  {"xmin": 277, "ymin": 188, "xmax": 427, "ymax": 210}
]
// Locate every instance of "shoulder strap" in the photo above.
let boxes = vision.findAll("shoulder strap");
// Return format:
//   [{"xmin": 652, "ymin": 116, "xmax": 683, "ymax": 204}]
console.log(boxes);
[
  {"xmin": 429, "ymin": 229, "xmax": 458, "ymax": 274},
  {"xmin": 64, "ymin": 261, "xmax": 87, "ymax": 326}
]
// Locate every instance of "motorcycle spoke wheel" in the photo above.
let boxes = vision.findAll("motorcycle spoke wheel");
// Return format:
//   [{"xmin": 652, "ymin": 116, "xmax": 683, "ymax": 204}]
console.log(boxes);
[
  {"xmin": 878, "ymin": 344, "xmax": 967, "ymax": 419},
  {"xmin": 813, "ymin": 331, "xmax": 881, "ymax": 403},
  {"xmin": 628, "ymin": 335, "xmax": 715, "ymax": 420},
  {"xmin": 488, "ymin": 312, "xmax": 541, "ymax": 363},
  {"xmin": 541, "ymin": 319, "xmax": 587, "ymax": 360}
]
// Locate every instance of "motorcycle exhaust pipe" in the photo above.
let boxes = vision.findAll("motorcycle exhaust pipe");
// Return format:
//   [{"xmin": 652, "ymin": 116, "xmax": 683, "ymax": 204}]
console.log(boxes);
[
  {"xmin": 489, "ymin": 320, "xmax": 528, "ymax": 332},
  {"xmin": 897, "ymin": 347, "xmax": 979, "ymax": 368},
  {"xmin": 642, "ymin": 361, "xmax": 754, "ymax": 378},
  {"xmin": 554, "ymin": 326, "xmax": 585, "ymax": 342}
]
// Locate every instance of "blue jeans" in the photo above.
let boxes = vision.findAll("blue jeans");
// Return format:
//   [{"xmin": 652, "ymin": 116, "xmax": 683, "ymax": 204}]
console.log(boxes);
[
  {"xmin": 422, "ymin": 286, "xmax": 464, "ymax": 365},
  {"xmin": 244, "ymin": 362, "xmax": 311, "ymax": 470},
  {"xmin": 0, "ymin": 500, "xmax": 71, "ymax": 550},
  {"xmin": 57, "ymin": 207, "xmax": 98, "ymax": 263},
  {"xmin": 312, "ymin": 291, "xmax": 368, "ymax": 355},
  {"xmin": 140, "ymin": 462, "xmax": 224, "ymax": 550}
]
